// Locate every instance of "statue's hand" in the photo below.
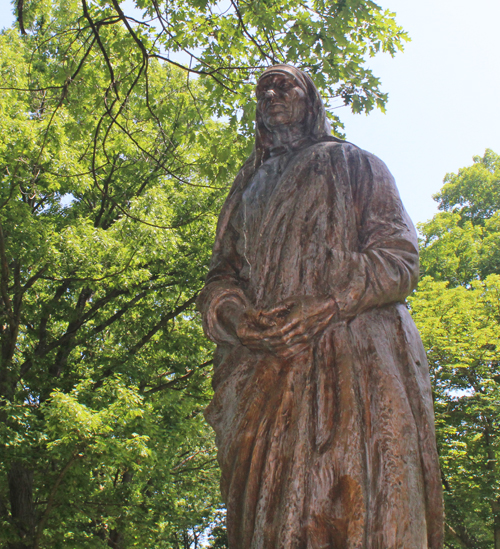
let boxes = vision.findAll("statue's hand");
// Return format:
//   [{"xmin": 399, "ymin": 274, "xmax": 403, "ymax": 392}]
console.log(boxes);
[
  {"xmin": 235, "ymin": 307, "xmax": 275, "ymax": 352},
  {"xmin": 260, "ymin": 296, "xmax": 337, "ymax": 357},
  {"xmin": 237, "ymin": 296, "xmax": 337, "ymax": 358}
]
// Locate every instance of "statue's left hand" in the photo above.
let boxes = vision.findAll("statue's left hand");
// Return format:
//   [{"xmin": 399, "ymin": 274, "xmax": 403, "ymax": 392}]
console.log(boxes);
[{"xmin": 237, "ymin": 296, "xmax": 337, "ymax": 358}]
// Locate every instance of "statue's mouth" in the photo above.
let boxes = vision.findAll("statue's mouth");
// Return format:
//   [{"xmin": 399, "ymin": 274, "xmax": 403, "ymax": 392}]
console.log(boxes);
[{"xmin": 267, "ymin": 103, "xmax": 287, "ymax": 113}]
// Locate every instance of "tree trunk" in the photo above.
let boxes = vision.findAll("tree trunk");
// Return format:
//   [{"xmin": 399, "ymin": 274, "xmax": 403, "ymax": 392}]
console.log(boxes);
[
  {"xmin": 493, "ymin": 501, "xmax": 500, "ymax": 549},
  {"xmin": 105, "ymin": 470, "xmax": 134, "ymax": 548},
  {"xmin": 8, "ymin": 462, "xmax": 35, "ymax": 548},
  {"xmin": 107, "ymin": 529, "xmax": 123, "ymax": 549},
  {"xmin": 485, "ymin": 421, "xmax": 499, "ymax": 549}
]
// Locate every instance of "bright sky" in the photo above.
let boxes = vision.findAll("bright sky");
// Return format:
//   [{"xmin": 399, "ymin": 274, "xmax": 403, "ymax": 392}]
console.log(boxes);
[
  {"xmin": 340, "ymin": 0, "xmax": 500, "ymax": 225},
  {"xmin": 1, "ymin": 0, "xmax": 499, "ymax": 225}
]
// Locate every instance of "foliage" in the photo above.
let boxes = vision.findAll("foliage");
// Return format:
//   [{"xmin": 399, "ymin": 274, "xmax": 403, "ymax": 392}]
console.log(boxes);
[
  {"xmin": 0, "ymin": 0, "xmax": 411, "ymax": 546},
  {"xmin": 434, "ymin": 149, "xmax": 500, "ymax": 226},
  {"xmin": 419, "ymin": 150, "xmax": 500, "ymax": 286},
  {"xmin": 410, "ymin": 277, "xmax": 500, "ymax": 548},
  {"xmin": 0, "ymin": 14, "xmax": 240, "ymax": 548},
  {"xmin": 412, "ymin": 150, "xmax": 500, "ymax": 548},
  {"xmin": 9, "ymin": 0, "xmax": 409, "ymax": 149},
  {"xmin": 205, "ymin": 510, "xmax": 228, "ymax": 548}
]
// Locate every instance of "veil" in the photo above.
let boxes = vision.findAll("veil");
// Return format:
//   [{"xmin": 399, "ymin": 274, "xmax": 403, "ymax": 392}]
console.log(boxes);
[{"xmin": 254, "ymin": 64, "xmax": 333, "ymax": 168}]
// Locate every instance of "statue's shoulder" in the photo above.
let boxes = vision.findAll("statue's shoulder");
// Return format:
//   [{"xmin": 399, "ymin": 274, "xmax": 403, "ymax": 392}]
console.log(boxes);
[
  {"xmin": 312, "ymin": 137, "xmax": 359, "ymax": 154},
  {"xmin": 314, "ymin": 138, "xmax": 388, "ymax": 170},
  {"xmin": 310, "ymin": 137, "xmax": 366, "ymax": 160},
  {"xmin": 314, "ymin": 137, "xmax": 364, "ymax": 154}
]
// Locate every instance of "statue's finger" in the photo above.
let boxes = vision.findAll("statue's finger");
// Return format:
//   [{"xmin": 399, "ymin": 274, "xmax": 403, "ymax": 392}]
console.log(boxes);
[
  {"xmin": 263, "ymin": 317, "xmax": 302, "ymax": 339},
  {"xmin": 261, "ymin": 302, "xmax": 293, "ymax": 318},
  {"xmin": 274, "ymin": 331, "xmax": 308, "ymax": 350},
  {"xmin": 276, "ymin": 341, "xmax": 309, "ymax": 359}
]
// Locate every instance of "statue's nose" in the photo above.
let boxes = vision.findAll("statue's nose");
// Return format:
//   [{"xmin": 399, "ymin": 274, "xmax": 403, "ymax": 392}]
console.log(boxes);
[{"xmin": 265, "ymin": 89, "xmax": 276, "ymax": 99}]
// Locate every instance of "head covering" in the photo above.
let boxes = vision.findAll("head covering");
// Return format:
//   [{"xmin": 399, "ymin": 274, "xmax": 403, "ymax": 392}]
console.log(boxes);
[{"xmin": 254, "ymin": 64, "xmax": 332, "ymax": 168}]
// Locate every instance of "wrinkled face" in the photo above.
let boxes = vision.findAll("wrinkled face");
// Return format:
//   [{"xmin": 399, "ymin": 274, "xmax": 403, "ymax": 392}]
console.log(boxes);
[{"xmin": 256, "ymin": 73, "xmax": 308, "ymax": 131}]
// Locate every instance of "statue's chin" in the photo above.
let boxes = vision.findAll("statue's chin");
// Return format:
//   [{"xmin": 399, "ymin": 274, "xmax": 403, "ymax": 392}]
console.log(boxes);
[
  {"xmin": 262, "ymin": 110, "xmax": 307, "ymax": 135},
  {"xmin": 263, "ymin": 116, "xmax": 290, "ymax": 131}
]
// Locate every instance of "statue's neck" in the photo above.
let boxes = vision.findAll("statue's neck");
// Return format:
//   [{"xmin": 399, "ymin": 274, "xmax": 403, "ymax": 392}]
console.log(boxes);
[{"xmin": 270, "ymin": 124, "xmax": 307, "ymax": 148}]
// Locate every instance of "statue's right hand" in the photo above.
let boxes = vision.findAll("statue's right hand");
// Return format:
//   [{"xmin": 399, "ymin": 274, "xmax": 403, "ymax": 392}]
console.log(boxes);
[{"xmin": 236, "ymin": 308, "xmax": 277, "ymax": 351}]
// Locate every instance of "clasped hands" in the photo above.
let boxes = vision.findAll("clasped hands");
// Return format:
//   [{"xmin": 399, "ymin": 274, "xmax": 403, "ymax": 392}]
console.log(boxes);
[{"xmin": 218, "ymin": 296, "xmax": 337, "ymax": 359}]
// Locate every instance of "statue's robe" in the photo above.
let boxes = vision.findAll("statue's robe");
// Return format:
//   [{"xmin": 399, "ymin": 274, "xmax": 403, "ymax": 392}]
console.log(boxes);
[{"xmin": 198, "ymin": 139, "xmax": 444, "ymax": 549}]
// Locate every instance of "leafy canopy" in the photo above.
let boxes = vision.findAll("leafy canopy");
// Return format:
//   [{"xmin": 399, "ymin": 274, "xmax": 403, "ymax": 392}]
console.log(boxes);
[
  {"xmin": 0, "ymin": 0, "xmax": 410, "ymax": 546},
  {"xmin": 0, "ymin": 15, "xmax": 238, "ymax": 548},
  {"xmin": 12, "ymin": 0, "xmax": 409, "ymax": 146},
  {"xmin": 412, "ymin": 150, "xmax": 500, "ymax": 548},
  {"xmin": 419, "ymin": 150, "xmax": 500, "ymax": 285}
]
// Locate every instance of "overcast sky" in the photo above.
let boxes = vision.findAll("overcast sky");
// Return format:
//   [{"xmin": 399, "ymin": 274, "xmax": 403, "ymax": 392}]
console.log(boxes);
[{"xmin": 1, "ymin": 0, "xmax": 499, "ymax": 225}]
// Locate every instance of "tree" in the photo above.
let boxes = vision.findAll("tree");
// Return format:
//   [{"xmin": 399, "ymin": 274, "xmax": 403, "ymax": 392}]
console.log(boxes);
[
  {"xmin": 0, "ymin": 0, "xmax": 410, "ymax": 546},
  {"xmin": 419, "ymin": 150, "xmax": 500, "ymax": 286},
  {"xmin": 9, "ymin": 0, "xmax": 410, "ymax": 150},
  {"xmin": 205, "ymin": 510, "xmax": 228, "ymax": 548},
  {"xmin": 410, "ymin": 150, "xmax": 500, "ymax": 549},
  {"xmin": 0, "ymin": 16, "xmax": 241, "ymax": 549}
]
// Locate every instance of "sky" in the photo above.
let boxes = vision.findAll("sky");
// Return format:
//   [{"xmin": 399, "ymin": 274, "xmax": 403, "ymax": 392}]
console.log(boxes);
[
  {"xmin": 339, "ymin": 0, "xmax": 500, "ymax": 225},
  {"xmin": 0, "ymin": 0, "xmax": 499, "ymax": 225}
]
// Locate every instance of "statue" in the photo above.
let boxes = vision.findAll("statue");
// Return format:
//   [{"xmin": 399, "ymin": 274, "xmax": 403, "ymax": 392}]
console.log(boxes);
[{"xmin": 198, "ymin": 65, "xmax": 444, "ymax": 549}]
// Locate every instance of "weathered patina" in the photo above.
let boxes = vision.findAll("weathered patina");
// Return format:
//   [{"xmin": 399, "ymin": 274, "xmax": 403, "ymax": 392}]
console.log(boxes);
[{"xmin": 198, "ymin": 65, "xmax": 444, "ymax": 549}]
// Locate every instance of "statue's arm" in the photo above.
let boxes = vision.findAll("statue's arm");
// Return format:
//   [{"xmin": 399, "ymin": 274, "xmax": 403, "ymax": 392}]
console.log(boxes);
[
  {"xmin": 197, "ymin": 155, "xmax": 257, "ymax": 345},
  {"xmin": 331, "ymin": 146, "xmax": 419, "ymax": 320},
  {"xmin": 198, "ymin": 282, "xmax": 248, "ymax": 345}
]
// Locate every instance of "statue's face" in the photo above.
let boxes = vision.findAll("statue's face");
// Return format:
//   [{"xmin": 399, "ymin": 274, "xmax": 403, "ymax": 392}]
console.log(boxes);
[{"xmin": 256, "ymin": 73, "xmax": 308, "ymax": 131}]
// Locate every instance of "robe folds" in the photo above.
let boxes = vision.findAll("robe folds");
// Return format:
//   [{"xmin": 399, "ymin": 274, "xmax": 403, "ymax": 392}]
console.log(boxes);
[{"xmin": 198, "ymin": 139, "xmax": 444, "ymax": 549}]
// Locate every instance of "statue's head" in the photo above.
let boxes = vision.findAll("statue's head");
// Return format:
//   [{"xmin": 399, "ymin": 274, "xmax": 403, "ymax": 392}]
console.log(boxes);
[
  {"xmin": 254, "ymin": 65, "xmax": 331, "ymax": 165},
  {"xmin": 256, "ymin": 70, "xmax": 309, "ymax": 132}
]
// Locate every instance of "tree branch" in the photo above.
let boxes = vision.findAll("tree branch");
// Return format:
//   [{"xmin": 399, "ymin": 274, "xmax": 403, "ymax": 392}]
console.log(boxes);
[
  {"xmin": 16, "ymin": 0, "xmax": 26, "ymax": 35},
  {"xmin": 0, "ymin": 220, "xmax": 13, "ymax": 331},
  {"xmin": 33, "ymin": 452, "xmax": 82, "ymax": 549},
  {"xmin": 81, "ymin": 0, "xmax": 120, "ymax": 100},
  {"xmin": 143, "ymin": 359, "xmax": 213, "ymax": 395},
  {"xmin": 127, "ymin": 293, "xmax": 198, "ymax": 357}
]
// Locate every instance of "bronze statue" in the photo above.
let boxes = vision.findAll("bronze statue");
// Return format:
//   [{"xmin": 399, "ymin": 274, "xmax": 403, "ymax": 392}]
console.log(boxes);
[{"xmin": 198, "ymin": 65, "xmax": 444, "ymax": 549}]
